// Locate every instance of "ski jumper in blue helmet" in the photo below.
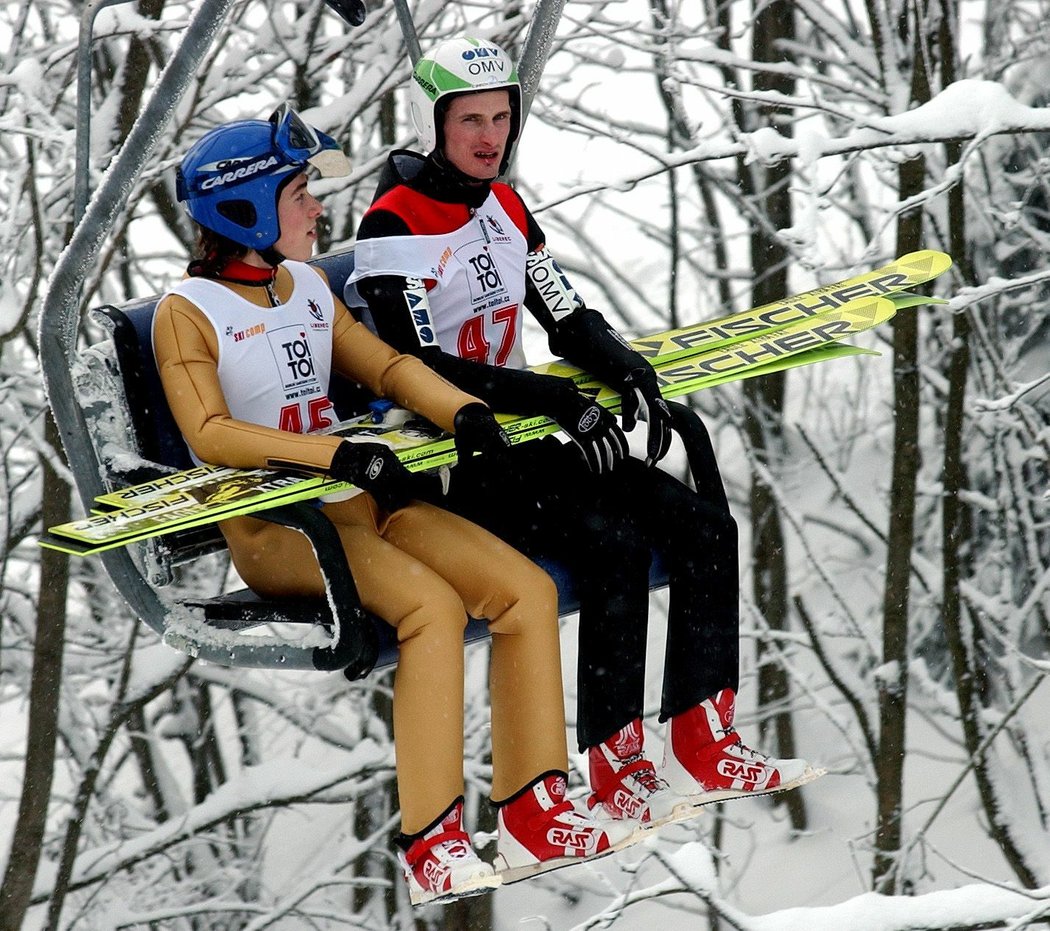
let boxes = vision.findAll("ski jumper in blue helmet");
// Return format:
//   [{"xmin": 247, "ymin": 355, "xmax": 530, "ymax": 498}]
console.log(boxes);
[
  {"xmin": 347, "ymin": 37, "xmax": 814, "ymax": 829},
  {"xmin": 158, "ymin": 103, "xmax": 637, "ymax": 906}
]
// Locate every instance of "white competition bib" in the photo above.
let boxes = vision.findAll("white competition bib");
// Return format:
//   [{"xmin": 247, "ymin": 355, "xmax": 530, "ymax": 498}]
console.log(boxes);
[
  {"xmin": 351, "ymin": 191, "xmax": 529, "ymax": 368},
  {"xmin": 162, "ymin": 261, "xmax": 337, "ymax": 437}
]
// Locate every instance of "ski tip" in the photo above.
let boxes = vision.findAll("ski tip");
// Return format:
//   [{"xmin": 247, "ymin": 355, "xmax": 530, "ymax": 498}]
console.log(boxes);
[{"xmin": 898, "ymin": 249, "xmax": 953, "ymax": 275}]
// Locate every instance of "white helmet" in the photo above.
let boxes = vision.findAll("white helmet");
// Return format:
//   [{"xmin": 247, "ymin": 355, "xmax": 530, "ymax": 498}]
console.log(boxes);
[{"xmin": 410, "ymin": 36, "xmax": 522, "ymax": 168}]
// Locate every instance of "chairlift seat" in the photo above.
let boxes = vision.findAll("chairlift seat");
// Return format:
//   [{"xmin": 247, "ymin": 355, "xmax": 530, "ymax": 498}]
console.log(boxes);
[{"xmin": 87, "ymin": 245, "xmax": 680, "ymax": 675}]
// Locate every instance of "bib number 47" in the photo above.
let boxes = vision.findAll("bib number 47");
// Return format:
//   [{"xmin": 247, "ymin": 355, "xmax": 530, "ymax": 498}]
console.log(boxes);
[{"xmin": 456, "ymin": 305, "xmax": 519, "ymax": 365}]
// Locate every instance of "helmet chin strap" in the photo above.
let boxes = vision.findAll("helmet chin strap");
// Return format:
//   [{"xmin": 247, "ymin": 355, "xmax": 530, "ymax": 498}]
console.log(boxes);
[{"xmin": 427, "ymin": 150, "xmax": 493, "ymax": 210}]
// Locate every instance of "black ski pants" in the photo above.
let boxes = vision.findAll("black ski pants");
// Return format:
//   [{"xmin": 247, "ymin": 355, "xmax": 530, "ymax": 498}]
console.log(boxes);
[{"xmin": 445, "ymin": 434, "xmax": 740, "ymax": 752}]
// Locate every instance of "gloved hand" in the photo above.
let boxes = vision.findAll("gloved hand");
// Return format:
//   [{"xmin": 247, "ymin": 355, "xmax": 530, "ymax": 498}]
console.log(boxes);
[
  {"xmin": 454, "ymin": 402, "xmax": 512, "ymax": 461},
  {"xmin": 328, "ymin": 441, "xmax": 433, "ymax": 512},
  {"xmin": 548, "ymin": 385, "xmax": 628, "ymax": 474},
  {"xmin": 620, "ymin": 366, "xmax": 674, "ymax": 466}
]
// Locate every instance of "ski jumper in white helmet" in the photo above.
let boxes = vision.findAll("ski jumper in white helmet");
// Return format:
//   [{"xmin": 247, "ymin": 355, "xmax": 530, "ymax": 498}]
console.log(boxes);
[
  {"xmin": 350, "ymin": 38, "xmax": 746, "ymax": 772},
  {"xmin": 409, "ymin": 36, "xmax": 522, "ymax": 171}
]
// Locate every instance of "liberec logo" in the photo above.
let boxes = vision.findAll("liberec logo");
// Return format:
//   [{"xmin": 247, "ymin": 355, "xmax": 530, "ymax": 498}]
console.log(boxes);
[
  {"xmin": 484, "ymin": 215, "xmax": 512, "ymax": 244},
  {"xmin": 307, "ymin": 298, "xmax": 324, "ymax": 322}
]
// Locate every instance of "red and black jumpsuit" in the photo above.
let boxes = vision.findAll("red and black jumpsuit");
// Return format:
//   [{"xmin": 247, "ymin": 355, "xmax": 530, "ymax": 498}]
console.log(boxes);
[{"xmin": 350, "ymin": 151, "xmax": 741, "ymax": 752}]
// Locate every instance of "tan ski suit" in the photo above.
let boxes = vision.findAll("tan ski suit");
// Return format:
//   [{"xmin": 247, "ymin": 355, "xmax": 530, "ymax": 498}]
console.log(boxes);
[{"xmin": 154, "ymin": 264, "xmax": 568, "ymax": 831}]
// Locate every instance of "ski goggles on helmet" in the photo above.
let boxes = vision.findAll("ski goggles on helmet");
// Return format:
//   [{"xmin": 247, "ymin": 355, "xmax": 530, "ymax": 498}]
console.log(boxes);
[
  {"xmin": 271, "ymin": 103, "xmax": 326, "ymax": 160},
  {"xmin": 269, "ymin": 103, "xmax": 351, "ymax": 179}
]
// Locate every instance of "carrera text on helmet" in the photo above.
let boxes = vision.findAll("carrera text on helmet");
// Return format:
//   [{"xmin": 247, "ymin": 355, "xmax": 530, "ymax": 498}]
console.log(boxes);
[{"xmin": 199, "ymin": 155, "xmax": 282, "ymax": 191}]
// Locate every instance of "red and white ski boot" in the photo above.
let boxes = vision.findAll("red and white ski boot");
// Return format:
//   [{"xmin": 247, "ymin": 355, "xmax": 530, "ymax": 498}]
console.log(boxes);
[
  {"xmin": 662, "ymin": 689, "xmax": 818, "ymax": 804},
  {"xmin": 494, "ymin": 773, "xmax": 638, "ymax": 883},
  {"xmin": 586, "ymin": 718, "xmax": 699, "ymax": 831},
  {"xmin": 397, "ymin": 800, "xmax": 500, "ymax": 906}
]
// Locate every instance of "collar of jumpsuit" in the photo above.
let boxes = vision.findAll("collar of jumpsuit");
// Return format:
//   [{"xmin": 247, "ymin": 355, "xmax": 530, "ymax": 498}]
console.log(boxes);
[
  {"xmin": 415, "ymin": 152, "xmax": 492, "ymax": 209},
  {"xmin": 220, "ymin": 259, "xmax": 278, "ymax": 284}
]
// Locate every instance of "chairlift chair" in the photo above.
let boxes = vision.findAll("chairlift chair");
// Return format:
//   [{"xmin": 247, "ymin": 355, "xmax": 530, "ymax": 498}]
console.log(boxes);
[{"xmin": 39, "ymin": 0, "xmax": 698, "ymax": 676}]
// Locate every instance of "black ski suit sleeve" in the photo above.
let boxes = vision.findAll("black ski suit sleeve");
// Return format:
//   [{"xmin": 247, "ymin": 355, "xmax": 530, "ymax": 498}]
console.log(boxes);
[{"xmin": 508, "ymin": 188, "xmax": 675, "ymax": 463}]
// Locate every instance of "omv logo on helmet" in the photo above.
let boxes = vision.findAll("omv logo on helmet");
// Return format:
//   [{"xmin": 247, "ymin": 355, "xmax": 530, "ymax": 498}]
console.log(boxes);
[
  {"xmin": 460, "ymin": 45, "xmax": 501, "ymax": 59},
  {"xmin": 459, "ymin": 45, "xmax": 507, "ymax": 77}
]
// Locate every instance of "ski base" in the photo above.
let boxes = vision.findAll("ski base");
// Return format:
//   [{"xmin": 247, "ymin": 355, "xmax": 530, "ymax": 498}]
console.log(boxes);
[
  {"xmin": 408, "ymin": 873, "xmax": 502, "ymax": 907},
  {"xmin": 657, "ymin": 765, "xmax": 827, "ymax": 830}
]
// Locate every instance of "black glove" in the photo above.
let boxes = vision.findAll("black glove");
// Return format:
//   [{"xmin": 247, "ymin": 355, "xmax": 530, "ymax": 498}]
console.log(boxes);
[
  {"xmin": 547, "ymin": 384, "xmax": 628, "ymax": 474},
  {"xmin": 453, "ymin": 402, "xmax": 512, "ymax": 461},
  {"xmin": 328, "ymin": 441, "xmax": 433, "ymax": 512},
  {"xmin": 620, "ymin": 367, "xmax": 674, "ymax": 465}
]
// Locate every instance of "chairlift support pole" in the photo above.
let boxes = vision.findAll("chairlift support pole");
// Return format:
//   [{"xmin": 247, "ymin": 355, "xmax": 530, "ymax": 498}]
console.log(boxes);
[
  {"xmin": 391, "ymin": 0, "xmax": 421, "ymax": 64},
  {"xmin": 40, "ymin": 0, "xmax": 239, "ymax": 661},
  {"xmin": 74, "ymin": 0, "xmax": 146, "ymax": 224},
  {"xmin": 516, "ymin": 0, "xmax": 567, "ymax": 125}
]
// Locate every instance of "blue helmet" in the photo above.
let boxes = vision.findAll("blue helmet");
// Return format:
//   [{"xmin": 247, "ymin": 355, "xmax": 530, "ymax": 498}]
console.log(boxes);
[{"xmin": 176, "ymin": 104, "xmax": 350, "ymax": 249}]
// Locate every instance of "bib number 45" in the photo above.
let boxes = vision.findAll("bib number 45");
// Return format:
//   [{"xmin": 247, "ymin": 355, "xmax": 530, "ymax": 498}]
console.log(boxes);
[{"xmin": 279, "ymin": 396, "xmax": 335, "ymax": 434}]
